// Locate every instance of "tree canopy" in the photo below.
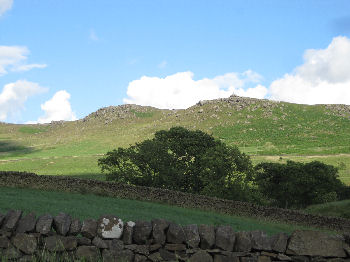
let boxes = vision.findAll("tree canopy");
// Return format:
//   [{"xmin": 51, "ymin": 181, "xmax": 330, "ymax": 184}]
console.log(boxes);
[
  {"xmin": 98, "ymin": 126, "xmax": 256, "ymax": 202},
  {"xmin": 255, "ymin": 160, "xmax": 347, "ymax": 208}
]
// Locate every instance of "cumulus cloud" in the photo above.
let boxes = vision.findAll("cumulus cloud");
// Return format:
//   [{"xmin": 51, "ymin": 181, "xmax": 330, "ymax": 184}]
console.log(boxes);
[
  {"xmin": 0, "ymin": 46, "xmax": 47, "ymax": 76},
  {"xmin": 0, "ymin": 80, "xmax": 47, "ymax": 121},
  {"xmin": 123, "ymin": 70, "xmax": 266, "ymax": 109},
  {"xmin": 269, "ymin": 36, "xmax": 350, "ymax": 105},
  {"xmin": 0, "ymin": 0, "xmax": 12, "ymax": 16},
  {"xmin": 35, "ymin": 90, "xmax": 76, "ymax": 123}
]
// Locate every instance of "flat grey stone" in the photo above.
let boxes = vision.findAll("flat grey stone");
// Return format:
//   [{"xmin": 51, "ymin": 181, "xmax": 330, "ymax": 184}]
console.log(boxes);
[
  {"xmin": 0, "ymin": 235, "xmax": 10, "ymax": 248},
  {"xmin": 53, "ymin": 212, "xmax": 71, "ymax": 236},
  {"xmin": 92, "ymin": 236, "xmax": 108, "ymax": 249},
  {"xmin": 2, "ymin": 210, "xmax": 22, "ymax": 232},
  {"xmin": 190, "ymin": 250, "xmax": 213, "ymax": 262},
  {"xmin": 12, "ymin": 233, "xmax": 37, "ymax": 254},
  {"xmin": 160, "ymin": 248, "xmax": 177, "ymax": 261},
  {"xmin": 167, "ymin": 223, "xmax": 185, "ymax": 244},
  {"xmin": 199, "ymin": 224, "xmax": 215, "ymax": 249},
  {"xmin": 152, "ymin": 218, "xmax": 169, "ymax": 245},
  {"xmin": 69, "ymin": 218, "xmax": 82, "ymax": 236},
  {"xmin": 77, "ymin": 236, "xmax": 91, "ymax": 245},
  {"xmin": 270, "ymin": 232, "xmax": 289, "ymax": 253},
  {"xmin": 250, "ymin": 230, "xmax": 271, "ymax": 251},
  {"xmin": 133, "ymin": 220, "xmax": 152, "ymax": 244},
  {"xmin": 234, "ymin": 231, "xmax": 251, "ymax": 252},
  {"xmin": 215, "ymin": 225, "xmax": 235, "ymax": 251},
  {"xmin": 35, "ymin": 214, "xmax": 53, "ymax": 235},
  {"xmin": 16, "ymin": 212, "xmax": 36, "ymax": 233},
  {"xmin": 286, "ymin": 230, "xmax": 347, "ymax": 257},
  {"xmin": 184, "ymin": 224, "xmax": 200, "ymax": 248},
  {"xmin": 81, "ymin": 219, "xmax": 97, "ymax": 239},
  {"xmin": 123, "ymin": 221, "xmax": 135, "ymax": 244}
]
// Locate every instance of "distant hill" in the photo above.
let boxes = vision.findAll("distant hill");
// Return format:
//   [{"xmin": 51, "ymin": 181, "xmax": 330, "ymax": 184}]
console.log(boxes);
[{"xmin": 0, "ymin": 95, "xmax": 349, "ymax": 183}]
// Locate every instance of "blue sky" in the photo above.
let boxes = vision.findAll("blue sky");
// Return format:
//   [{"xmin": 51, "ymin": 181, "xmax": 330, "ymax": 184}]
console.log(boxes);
[{"xmin": 1, "ymin": 0, "xmax": 350, "ymax": 123}]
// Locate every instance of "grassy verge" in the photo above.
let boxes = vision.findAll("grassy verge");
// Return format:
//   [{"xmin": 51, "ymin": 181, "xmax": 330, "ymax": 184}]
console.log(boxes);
[
  {"xmin": 0, "ymin": 186, "xmax": 328, "ymax": 235},
  {"xmin": 0, "ymin": 155, "xmax": 103, "ymax": 180},
  {"xmin": 305, "ymin": 199, "xmax": 350, "ymax": 219}
]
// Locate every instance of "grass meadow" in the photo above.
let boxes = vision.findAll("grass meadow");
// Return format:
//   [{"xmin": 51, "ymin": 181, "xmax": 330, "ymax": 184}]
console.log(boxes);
[{"xmin": 0, "ymin": 186, "xmax": 331, "ymax": 235}]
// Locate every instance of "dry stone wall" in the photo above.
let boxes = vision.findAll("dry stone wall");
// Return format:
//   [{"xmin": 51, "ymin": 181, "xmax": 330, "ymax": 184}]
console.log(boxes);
[
  {"xmin": 1, "ymin": 209, "xmax": 350, "ymax": 262},
  {"xmin": 1, "ymin": 171, "xmax": 350, "ymax": 233}
]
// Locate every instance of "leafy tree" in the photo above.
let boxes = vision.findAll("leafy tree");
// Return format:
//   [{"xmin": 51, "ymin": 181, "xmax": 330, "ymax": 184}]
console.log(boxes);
[
  {"xmin": 255, "ymin": 160, "xmax": 347, "ymax": 208},
  {"xmin": 99, "ymin": 127, "xmax": 257, "ymax": 202}
]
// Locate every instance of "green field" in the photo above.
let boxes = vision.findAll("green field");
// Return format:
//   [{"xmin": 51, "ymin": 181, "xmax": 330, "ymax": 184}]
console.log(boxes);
[
  {"xmin": 305, "ymin": 199, "xmax": 350, "ymax": 219},
  {"xmin": 1, "ymin": 97, "xmax": 349, "ymax": 184},
  {"xmin": 0, "ymin": 186, "xmax": 329, "ymax": 235}
]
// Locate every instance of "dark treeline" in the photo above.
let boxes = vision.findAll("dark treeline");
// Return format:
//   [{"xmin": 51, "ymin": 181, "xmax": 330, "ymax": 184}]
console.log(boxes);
[{"xmin": 98, "ymin": 127, "xmax": 350, "ymax": 209}]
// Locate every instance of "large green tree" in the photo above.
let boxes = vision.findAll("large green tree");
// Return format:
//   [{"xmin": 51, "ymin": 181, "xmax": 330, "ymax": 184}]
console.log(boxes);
[
  {"xmin": 255, "ymin": 160, "xmax": 347, "ymax": 208},
  {"xmin": 98, "ymin": 127, "xmax": 257, "ymax": 202}
]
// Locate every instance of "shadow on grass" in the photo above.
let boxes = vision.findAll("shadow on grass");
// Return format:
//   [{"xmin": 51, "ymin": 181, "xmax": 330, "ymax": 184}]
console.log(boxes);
[{"xmin": 0, "ymin": 140, "xmax": 40, "ymax": 158}]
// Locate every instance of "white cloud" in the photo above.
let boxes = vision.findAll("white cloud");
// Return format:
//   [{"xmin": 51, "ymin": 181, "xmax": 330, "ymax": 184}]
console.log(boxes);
[
  {"xmin": 0, "ymin": 80, "xmax": 47, "ymax": 121},
  {"xmin": 123, "ymin": 70, "xmax": 266, "ymax": 109},
  {"xmin": 269, "ymin": 36, "xmax": 350, "ymax": 105},
  {"xmin": 0, "ymin": 45, "xmax": 47, "ymax": 76},
  {"xmin": 233, "ymin": 84, "xmax": 268, "ymax": 99},
  {"xmin": 0, "ymin": 0, "xmax": 12, "ymax": 16},
  {"xmin": 35, "ymin": 90, "xmax": 76, "ymax": 123}
]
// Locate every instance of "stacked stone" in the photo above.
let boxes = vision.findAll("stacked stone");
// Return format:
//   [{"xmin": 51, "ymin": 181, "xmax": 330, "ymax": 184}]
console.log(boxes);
[{"xmin": 1, "ymin": 210, "xmax": 350, "ymax": 261}]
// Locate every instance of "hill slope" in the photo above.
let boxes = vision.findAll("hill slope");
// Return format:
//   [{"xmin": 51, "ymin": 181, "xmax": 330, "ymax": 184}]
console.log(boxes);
[{"xmin": 0, "ymin": 95, "xmax": 349, "ymax": 183}]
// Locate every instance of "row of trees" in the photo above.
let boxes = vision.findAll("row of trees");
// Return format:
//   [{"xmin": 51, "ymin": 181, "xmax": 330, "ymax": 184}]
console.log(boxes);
[{"xmin": 98, "ymin": 127, "xmax": 349, "ymax": 209}]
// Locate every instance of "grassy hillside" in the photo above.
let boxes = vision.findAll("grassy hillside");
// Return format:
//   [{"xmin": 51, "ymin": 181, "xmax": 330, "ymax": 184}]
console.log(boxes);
[
  {"xmin": 0, "ymin": 95, "xmax": 350, "ymax": 183},
  {"xmin": 0, "ymin": 186, "xmax": 332, "ymax": 235},
  {"xmin": 305, "ymin": 199, "xmax": 350, "ymax": 219}
]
